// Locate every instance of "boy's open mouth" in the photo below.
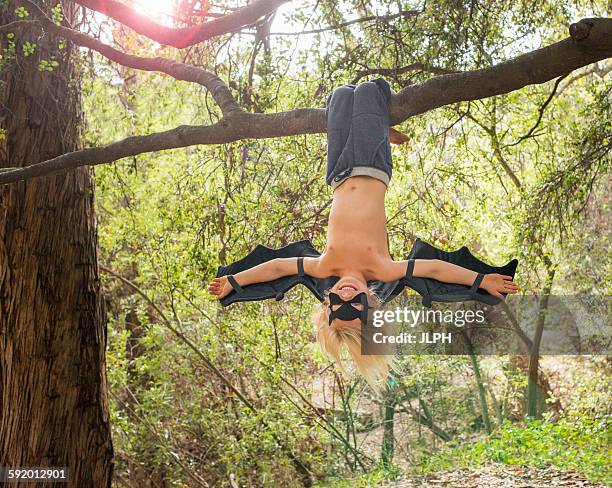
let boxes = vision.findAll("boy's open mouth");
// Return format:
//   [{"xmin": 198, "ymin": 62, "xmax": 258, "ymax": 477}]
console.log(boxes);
[{"xmin": 339, "ymin": 284, "xmax": 358, "ymax": 291}]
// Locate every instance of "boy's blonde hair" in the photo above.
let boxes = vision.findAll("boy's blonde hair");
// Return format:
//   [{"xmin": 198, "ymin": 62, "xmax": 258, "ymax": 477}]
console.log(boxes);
[{"xmin": 313, "ymin": 289, "xmax": 394, "ymax": 392}]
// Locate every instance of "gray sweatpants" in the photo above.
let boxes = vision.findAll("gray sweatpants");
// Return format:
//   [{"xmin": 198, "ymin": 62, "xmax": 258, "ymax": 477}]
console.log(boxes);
[{"xmin": 325, "ymin": 77, "xmax": 393, "ymax": 189}]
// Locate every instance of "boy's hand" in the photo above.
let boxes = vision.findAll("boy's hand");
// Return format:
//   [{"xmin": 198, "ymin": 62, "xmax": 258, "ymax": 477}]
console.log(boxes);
[
  {"xmin": 481, "ymin": 274, "xmax": 518, "ymax": 299},
  {"xmin": 389, "ymin": 126, "xmax": 410, "ymax": 145},
  {"xmin": 208, "ymin": 276, "xmax": 234, "ymax": 299}
]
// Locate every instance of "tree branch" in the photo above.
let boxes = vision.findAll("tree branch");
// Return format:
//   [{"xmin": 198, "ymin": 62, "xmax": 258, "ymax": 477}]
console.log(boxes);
[
  {"xmin": 506, "ymin": 74, "xmax": 568, "ymax": 147},
  {"xmin": 99, "ymin": 265, "xmax": 257, "ymax": 411},
  {"xmin": 19, "ymin": 0, "xmax": 241, "ymax": 116},
  {"xmin": 389, "ymin": 18, "xmax": 612, "ymax": 124},
  {"xmin": 557, "ymin": 61, "xmax": 612, "ymax": 94},
  {"xmin": 71, "ymin": 0, "xmax": 289, "ymax": 48},
  {"xmin": 2, "ymin": 18, "xmax": 611, "ymax": 185},
  {"xmin": 465, "ymin": 112, "xmax": 523, "ymax": 188},
  {"xmin": 0, "ymin": 19, "xmax": 35, "ymax": 33}
]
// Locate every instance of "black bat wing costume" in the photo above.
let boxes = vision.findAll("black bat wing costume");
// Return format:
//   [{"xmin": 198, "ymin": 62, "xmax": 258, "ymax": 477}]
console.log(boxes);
[{"xmin": 216, "ymin": 238, "xmax": 518, "ymax": 308}]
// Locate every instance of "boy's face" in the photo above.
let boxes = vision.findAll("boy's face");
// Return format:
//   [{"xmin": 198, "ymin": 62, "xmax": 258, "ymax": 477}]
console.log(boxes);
[{"xmin": 327, "ymin": 277, "xmax": 372, "ymax": 328}]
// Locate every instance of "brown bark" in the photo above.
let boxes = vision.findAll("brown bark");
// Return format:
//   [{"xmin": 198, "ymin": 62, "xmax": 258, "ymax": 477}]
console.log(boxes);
[{"xmin": 0, "ymin": 1, "xmax": 113, "ymax": 486}]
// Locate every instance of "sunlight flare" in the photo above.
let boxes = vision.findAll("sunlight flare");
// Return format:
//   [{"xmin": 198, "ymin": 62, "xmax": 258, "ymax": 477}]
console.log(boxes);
[{"xmin": 133, "ymin": 0, "xmax": 176, "ymax": 20}]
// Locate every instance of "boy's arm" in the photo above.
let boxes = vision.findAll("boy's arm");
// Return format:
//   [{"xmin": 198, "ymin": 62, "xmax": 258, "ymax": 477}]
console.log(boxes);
[
  {"xmin": 232, "ymin": 258, "xmax": 299, "ymax": 287},
  {"xmin": 382, "ymin": 259, "xmax": 518, "ymax": 298},
  {"xmin": 209, "ymin": 257, "xmax": 322, "ymax": 299}
]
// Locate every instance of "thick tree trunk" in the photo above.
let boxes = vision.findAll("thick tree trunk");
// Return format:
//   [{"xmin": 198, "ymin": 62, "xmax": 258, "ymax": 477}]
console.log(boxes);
[{"xmin": 0, "ymin": 1, "xmax": 113, "ymax": 486}]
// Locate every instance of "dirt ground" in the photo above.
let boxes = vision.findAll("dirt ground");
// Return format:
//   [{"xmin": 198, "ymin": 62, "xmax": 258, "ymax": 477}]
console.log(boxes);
[{"xmin": 384, "ymin": 464, "xmax": 608, "ymax": 487}]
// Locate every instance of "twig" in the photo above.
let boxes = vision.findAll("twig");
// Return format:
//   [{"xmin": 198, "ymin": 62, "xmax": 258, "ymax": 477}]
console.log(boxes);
[
  {"xmin": 506, "ymin": 74, "xmax": 568, "ymax": 147},
  {"xmin": 269, "ymin": 9, "xmax": 420, "ymax": 36}
]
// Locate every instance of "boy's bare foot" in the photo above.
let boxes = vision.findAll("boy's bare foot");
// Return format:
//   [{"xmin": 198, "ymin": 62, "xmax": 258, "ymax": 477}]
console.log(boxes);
[{"xmin": 389, "ymin": 126, "xmax": 410, "ymax": 145}]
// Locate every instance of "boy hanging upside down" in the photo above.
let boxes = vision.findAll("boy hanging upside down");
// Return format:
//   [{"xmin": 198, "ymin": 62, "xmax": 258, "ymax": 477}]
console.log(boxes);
[{"xmin": 209, "ymin": 78, "xmax": 518, "ymax": 389}]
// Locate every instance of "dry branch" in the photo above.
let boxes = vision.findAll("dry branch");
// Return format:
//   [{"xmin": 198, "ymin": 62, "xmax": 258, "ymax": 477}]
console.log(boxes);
[{"xmin": 557, "ymin": 61, "xmax": 612, "ymax": 94}]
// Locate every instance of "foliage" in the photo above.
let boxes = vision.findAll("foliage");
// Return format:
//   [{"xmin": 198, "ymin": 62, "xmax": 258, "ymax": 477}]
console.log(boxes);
[
  {"xmin": 65, "ymin": 0, "xmax": 612, "ymax": 485},
  {"xmin": 315, "ymin": 463, "xmax": 403, "ymax": 487},
  {"xmin": 416, "ymin": 414, "xmax": 611, "ymax": 483}
]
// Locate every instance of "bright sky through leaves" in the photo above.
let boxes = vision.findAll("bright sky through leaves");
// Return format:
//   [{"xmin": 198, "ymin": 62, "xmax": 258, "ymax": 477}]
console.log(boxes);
[{"xmin": 132, "ymin": 0, "xmax": 176, "ymax": 22}]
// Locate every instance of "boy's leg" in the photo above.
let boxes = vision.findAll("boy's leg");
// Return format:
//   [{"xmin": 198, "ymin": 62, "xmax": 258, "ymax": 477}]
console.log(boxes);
[
  {"xmin": 325, "ymin": 85, "xmax": 354, "ymax": 185},
  {"xmin": 351, "ymin": 78, "xmax": 392, "ymax": 177}
]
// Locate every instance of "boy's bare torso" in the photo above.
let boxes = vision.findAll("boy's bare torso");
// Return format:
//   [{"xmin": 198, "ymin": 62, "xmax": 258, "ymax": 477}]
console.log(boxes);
[
  {"xmin": 208, "ymin": 123, "xmax": 518, "ymax": 300},
  {"xmin": 209, "ymin": 175, "xmax": 518, "ymax": 300},
  {"xmin": 318, "ymin": 176, "xmax": 392, "ymax": 281}
]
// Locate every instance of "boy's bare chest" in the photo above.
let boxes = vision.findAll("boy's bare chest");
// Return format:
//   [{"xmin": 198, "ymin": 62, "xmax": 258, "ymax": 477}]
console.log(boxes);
[{"xmin": 322, "ymin": 243, "xmax": 391, "ymax": 280}]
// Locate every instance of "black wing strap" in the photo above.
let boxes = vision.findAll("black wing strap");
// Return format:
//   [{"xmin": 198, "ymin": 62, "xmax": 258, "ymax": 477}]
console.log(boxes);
[
  {"xmin": 227, "ymin": 275, "xmax": 244, "ymax": 293},
  {"xmin": 470, "ymin": 273, "xmax": 485, "ymax": 294},
  {"xmin": 405, "ymin": 259, "xmax": 415, "ymax": 278},
  {"xmin": 297, "ymin": 256, "xmax": 305, "ymax": 276}
]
